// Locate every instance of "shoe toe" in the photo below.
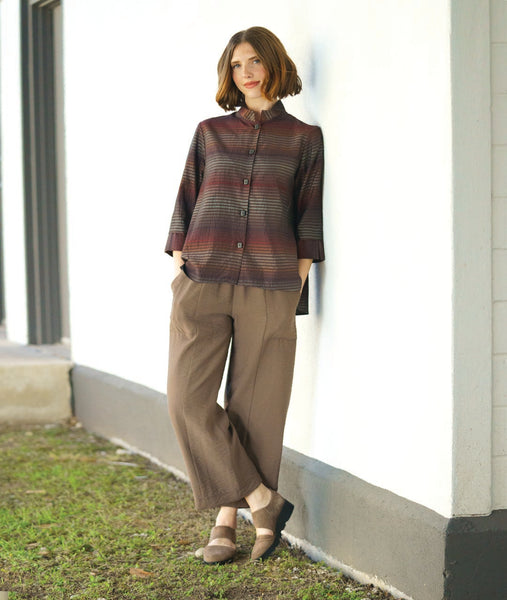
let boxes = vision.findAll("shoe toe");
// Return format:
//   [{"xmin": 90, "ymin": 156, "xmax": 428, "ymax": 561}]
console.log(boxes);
[
  {"xmin": 203, "ymin": 525, "xmax": 236, "ymax": 565},
  {"xmin": 203, "ymin": 543, "xmax": 235, "ymax": 565},
  {"xmin": 251, "ymin": 534, "xmax": 275, "ymax": 561}
]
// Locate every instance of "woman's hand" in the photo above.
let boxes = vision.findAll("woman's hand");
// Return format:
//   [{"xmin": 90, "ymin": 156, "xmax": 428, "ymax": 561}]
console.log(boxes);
[
  {"xmin": 173, "ymin": 251, "xmax": 184, "ymax": 278},
  {"xmin": 297, "ymin": 258, "xmax": 312, "ymax": 293}
]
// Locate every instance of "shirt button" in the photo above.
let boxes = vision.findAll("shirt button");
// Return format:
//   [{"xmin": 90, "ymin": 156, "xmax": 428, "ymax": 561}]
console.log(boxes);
[
  {"xmin": 248, "ymin": 149, "xmax": 255, "ymax": 155},
  {"xmin": 254, "ymin": 124, "xmax": 260, "ymax": 129},
  {"xmin": 243, "ymin": 178, "xmax": 249, "ymax": 185},
  {"xmin": 237, "ymin": 242, "xmax": 243, "ymax": 248},
  {"xmin": 240, "ymin": 210, "xmax": 247, "ymax": 217}
]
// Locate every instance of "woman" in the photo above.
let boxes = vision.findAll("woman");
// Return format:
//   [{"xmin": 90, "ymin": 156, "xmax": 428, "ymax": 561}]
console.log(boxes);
[{"xmin": 165, "ymin": 26, "xmax": 324, "ymax": 565}]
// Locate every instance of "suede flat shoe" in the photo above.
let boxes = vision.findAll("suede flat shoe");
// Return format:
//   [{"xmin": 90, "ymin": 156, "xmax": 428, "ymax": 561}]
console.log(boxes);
[
  {"xmin": 202, "ymin": 525, "xmax": 236, "ymax": 565},
  {"xmin": 250, "ymin": 491, "xmax": 294, "ymax": 561}
]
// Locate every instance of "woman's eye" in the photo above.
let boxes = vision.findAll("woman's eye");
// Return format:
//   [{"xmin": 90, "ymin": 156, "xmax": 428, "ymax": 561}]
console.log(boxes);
[
  {"xmin": 253, "ymin": 59, "xmax": 261, "ymax": 64},
  {"xmin": 232, "ymin": 64, "xmax": 240, "ymax": 69}
]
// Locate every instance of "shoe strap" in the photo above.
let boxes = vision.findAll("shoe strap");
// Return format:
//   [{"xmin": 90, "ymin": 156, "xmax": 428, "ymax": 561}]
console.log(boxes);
[
  {"xmin": 251, "ymin": 492, "xmax": 284, "ymax": 530},
  {"xmin": 209, "ymin": 525, "xmax": 236, "ymax": 543},
  {"xmin": 254, "ymin": 534, "xmax": 274, "ymax": 542}
]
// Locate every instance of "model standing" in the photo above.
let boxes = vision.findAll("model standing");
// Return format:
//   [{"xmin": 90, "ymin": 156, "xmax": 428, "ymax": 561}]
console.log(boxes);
[{"xmin": 165, "ymin": 26, "xmax": 324, "ymax": 564}]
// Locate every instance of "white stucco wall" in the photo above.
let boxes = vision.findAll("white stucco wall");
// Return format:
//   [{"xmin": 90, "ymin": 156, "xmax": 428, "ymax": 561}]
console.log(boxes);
[
  {"xmin": 0, "ymin": 0, "xmax": 28, "ymax": 343},
  {"xmin": 59, "ymin": 0, "xmax": 456, "ymax": 517},
  {"xmin": 9, "ymin": 0, "xmax": 502, "ymax": 519},
  {"xmin": 291, "ymin": 1, "xmax": 455, "ymax": 516}
]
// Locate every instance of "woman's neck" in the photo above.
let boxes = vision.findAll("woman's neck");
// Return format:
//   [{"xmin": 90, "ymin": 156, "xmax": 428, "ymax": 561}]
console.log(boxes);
[{"xmin": 244, "ymin": 97, "xmax": 276, "ymax": 118}]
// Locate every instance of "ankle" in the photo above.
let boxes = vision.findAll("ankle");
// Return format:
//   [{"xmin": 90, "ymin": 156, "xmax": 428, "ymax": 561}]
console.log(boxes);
[
  {"xmin": 215, "ymin": 507, "xmax": 237, "ymax": 529},
  {"xmin": 245, "ymin": 484, "xmax": 272, "ymax": 513}
]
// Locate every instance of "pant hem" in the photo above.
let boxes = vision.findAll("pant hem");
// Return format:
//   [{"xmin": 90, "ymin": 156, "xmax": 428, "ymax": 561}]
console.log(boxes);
[{"xmin": 193, "ymin": 477, "xmax": 262, "ymax": 511}]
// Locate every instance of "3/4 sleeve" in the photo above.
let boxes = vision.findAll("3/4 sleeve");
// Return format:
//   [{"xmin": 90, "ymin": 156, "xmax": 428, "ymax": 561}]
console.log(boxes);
[
  {"xmin": 294, "ymin": 126, "xmax": 325, "ymax": 263},
  {"xmin": 164, "ymin": 123, "xmax": 206, "ymax": 255},
  {"xmin": 293, "ymin": 125, "xmax": 325, "ymax": 316}
]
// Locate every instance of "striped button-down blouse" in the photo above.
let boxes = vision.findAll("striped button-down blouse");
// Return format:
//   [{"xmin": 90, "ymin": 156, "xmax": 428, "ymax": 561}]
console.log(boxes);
[{"xmin": 165, "ymin": 101, "xmax": 324, "ymax": 315}]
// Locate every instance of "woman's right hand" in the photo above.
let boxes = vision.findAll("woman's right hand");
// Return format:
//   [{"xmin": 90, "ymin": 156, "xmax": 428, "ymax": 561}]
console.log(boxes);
[{"xmin": 173, "ymin": 251, "xmax": 184, "ymax": 278}]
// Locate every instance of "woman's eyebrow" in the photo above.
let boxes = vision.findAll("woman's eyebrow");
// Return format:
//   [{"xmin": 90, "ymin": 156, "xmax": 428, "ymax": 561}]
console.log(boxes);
[{"xmin": 231, "ymin": 55, "xmax": 259, "ymax": 65}]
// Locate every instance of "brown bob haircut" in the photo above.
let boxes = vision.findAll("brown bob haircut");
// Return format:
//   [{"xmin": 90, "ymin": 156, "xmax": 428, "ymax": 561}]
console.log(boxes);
[{"xmin": 216, "ymin": 26, "xmax": 302, "ymax": 111}]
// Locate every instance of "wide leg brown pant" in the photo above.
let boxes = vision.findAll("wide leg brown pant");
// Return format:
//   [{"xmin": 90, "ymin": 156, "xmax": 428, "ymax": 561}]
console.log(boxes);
[{"xmin": 167, "ymin": 268, "xmax": 300, "ymax": 510}]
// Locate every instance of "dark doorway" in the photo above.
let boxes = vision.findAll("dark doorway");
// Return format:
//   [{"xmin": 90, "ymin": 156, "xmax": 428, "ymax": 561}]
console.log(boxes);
[{"xmin": 21, "ymin": 0, "xmax": 69, "ymax": 344}]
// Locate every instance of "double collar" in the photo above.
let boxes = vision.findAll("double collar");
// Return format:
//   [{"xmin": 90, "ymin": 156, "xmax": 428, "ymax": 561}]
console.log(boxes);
[{"xmin": 235, "ymin": 100, "xmax": 286, "ymax": 126}]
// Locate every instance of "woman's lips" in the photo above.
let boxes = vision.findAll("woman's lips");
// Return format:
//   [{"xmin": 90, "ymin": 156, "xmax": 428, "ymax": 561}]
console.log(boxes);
[{"xmin": 244, "ymin": 81, "xmax": 260, "ymax": 89}]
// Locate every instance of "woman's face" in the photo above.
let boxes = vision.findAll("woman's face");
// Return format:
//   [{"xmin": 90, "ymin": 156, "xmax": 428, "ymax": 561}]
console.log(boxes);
[{"xmin": 231, "ymin": 42, "xmax": 268, "ymax": 102}]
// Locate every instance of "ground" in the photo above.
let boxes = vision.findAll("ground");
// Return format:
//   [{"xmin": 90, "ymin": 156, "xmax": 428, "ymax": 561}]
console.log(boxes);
[{"xmin": 0, "ymin": 420, "xmax": 396, "ymax": 600}]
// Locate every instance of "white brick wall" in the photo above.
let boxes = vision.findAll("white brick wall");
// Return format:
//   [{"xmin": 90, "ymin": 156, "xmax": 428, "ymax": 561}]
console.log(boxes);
[{"xmin": 491, "ymin": 0, "xmax": 507, "ymax": 509}]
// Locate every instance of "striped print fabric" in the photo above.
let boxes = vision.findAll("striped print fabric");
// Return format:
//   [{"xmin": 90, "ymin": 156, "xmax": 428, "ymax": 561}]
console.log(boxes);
[{"xmin": 165, "ymin": 101, "xmax": 324, "ymax": 315}]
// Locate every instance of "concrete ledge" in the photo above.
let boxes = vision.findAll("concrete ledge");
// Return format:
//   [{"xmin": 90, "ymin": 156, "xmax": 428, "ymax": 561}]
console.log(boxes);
[
  {"xmin": 0, "ymin": 339, "xmax": 72, "ymax": 423},
  {"xmin": 71, "ymin": 365, "xmax": 507, "ymax": 600},
  {"xmin": 279, "ymin": 448, "xmax": 446, "ymax": 600},
  {"xmin": 72, "ymin": 365, "xmax": 185, "ymax": 475}
]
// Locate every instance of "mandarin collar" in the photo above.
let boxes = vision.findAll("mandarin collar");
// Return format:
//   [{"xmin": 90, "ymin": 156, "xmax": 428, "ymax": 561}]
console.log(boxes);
[{"xmin": 235, "ymin": 100, "xmax": 286, "ymax": 125}]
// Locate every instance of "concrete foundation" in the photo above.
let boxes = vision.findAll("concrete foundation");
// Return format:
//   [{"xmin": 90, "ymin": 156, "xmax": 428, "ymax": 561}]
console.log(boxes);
[{"xmin": 0, "ymin": 337, "xmax": 72, "ymax": 423}]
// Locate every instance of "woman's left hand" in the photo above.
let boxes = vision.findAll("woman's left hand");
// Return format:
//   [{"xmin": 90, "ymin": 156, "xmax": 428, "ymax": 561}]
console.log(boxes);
[{"xmin": 298, "ymin": 258, "xmax": 312, "ymax": 293}]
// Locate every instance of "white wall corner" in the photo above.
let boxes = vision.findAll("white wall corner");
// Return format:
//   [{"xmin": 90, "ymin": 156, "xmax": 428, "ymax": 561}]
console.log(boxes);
[{"xmin": 451, "ymin": 0, "xmax": 493, "ymax": 516}]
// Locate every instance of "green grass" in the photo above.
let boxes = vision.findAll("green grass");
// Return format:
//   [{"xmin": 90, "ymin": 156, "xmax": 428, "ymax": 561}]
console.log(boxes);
[{"xmin": 0, "ymin": 421, "xmax": 394, "ymax": 600}]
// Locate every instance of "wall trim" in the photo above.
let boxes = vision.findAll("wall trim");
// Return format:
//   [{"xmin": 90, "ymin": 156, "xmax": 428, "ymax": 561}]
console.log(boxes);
[{"xmin": 450, "ymin": 0, "xmax": 493, "ymax": 515}]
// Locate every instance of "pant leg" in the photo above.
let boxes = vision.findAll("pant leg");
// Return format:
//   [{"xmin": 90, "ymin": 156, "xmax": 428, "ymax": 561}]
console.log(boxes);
[
  {"xmin": 167, "ymin": 272, "xmax": 261, "ymax": 510},
  {"xmin": 223, "ymin": 285, "xmax": 301, "ymax": 508}
]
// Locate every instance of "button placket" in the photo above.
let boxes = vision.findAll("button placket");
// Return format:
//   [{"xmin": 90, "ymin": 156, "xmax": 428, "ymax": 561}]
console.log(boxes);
[{"xmin": 236, "ymin": 123, "xmax": 261, "ymax": 261}]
